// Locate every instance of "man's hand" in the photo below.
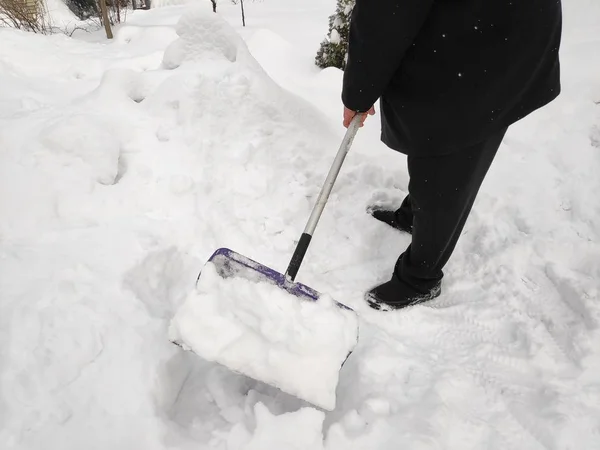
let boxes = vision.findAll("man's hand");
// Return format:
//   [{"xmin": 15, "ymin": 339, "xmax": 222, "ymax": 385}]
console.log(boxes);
[{"xmin": 343, "ymin": 106, "xmax": 376, "ymax": 128}]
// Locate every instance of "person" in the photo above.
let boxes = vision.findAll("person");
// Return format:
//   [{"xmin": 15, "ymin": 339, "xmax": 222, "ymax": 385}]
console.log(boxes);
[{"xmin": 341, "ymin": 0, "xmax": 562, "ymax": 310}]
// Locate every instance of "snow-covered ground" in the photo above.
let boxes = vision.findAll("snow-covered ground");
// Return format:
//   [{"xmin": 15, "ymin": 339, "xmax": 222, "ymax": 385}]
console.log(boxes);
[{"xmin": 1, "ymin": 0, "xmax": 599, "ymax": 449}]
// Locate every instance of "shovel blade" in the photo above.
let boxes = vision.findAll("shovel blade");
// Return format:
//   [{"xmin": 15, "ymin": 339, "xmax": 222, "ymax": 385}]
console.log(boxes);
[
  {"xmin": 204, "ymin": 247, "xmax": 322, "ymax": 303},
  {"xmin": 171, "ymin": 247, "xmax": 359, "ymax": 410}
]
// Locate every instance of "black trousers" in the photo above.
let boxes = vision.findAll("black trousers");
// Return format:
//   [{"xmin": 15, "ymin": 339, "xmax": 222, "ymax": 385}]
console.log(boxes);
[{"xmin": 394, "ymin": 127, "xmax": 508, "ymax": 294}]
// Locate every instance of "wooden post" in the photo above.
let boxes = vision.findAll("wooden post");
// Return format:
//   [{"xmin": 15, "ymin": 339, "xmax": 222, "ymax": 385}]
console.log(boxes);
[{"xmin": 99, "ymin": 0, "xmax": 113, "ymax": 39}]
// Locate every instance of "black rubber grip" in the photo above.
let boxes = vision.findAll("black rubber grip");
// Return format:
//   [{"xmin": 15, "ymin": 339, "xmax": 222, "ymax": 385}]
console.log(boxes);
[{"xmin": 285, "ymin": 233, "xmax": 312, "ymax": 282}]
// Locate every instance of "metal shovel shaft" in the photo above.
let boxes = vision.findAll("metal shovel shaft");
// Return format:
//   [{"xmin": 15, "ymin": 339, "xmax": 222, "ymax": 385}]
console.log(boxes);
[{"xmin": 285, "ymin": 115, "xmax": 362, "ymax": 281}]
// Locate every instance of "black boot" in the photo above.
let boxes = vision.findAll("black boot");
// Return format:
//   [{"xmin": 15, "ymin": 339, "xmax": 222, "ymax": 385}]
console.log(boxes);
[
  {"xmin": 365, "ymin": 275, "xmax": 441, "ymax": 310},
  {"xmin": 365, "ymin": 251, "xmax": 442, "ymax": 311},
  {"xmin": 367, "ymin": 206, "xmax": 413, "ymax": 234}
]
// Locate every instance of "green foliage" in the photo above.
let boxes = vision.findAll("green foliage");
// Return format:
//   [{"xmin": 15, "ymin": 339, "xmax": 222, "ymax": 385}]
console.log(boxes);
[{"xmin": 315, "ymin": 0, "xmax": 354, "ymax": 70}]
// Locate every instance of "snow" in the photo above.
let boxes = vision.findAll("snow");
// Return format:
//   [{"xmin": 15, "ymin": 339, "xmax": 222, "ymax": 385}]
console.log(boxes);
[
  {"xmin": 229, "ymin": 402, "xmax": 327, "ymax": 450},
  {"xmin": 170, "ymin": 260, "xmax": 358, "ymax": 411},
  {"xmin": 1, "ymin": 0, "xmax": 600, "ymax": 449},
  {"xmin": 44, "ymin": 0, "xmax": 81, "ymax": 29},
  {"xmin": 329, "ymin": 29, "xmax": 341, "ymax": 45}
]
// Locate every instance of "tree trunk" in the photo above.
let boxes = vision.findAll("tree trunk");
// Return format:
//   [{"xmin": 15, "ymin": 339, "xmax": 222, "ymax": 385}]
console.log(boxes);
[
  {"xmin": 99, "ymin": 0, "xmax": 113, "ymax": 39},
  {"xmin": 210, "ymin": 0, "xmax": 216, "ymax": 12},
  {"xmin": 240, "ymin": 0, "xmax": 245, "ymax": 26}
]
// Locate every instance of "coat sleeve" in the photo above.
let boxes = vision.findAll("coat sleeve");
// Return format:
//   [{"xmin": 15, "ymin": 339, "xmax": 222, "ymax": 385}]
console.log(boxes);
[{"xmin": 342, "ymin": 0, "xmax": 434, "ymax": 112}]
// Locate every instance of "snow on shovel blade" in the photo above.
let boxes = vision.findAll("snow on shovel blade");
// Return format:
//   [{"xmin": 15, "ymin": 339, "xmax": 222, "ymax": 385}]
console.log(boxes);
[
  {"xmin": 169, "ymin": 247, "xmax": 359, "ymax": 411},
  {"xmin": 207, "ymin": 248, "xmax": 334, "ymax": 305}
]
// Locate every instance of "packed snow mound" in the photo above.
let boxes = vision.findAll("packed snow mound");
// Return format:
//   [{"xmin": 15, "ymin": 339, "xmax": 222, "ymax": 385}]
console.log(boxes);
[
  {"xmin": 158, "ymin": 4, "xmax": 330, "ymax": 136},
  {"xmin": 143, "ymin": 3, "xmax": 337, "ymax": 268},
  {"xmin": 170, "ymin": 262, "xmax": 358, "ymax": 411},
  {"xmin": 163, "ymin": 4, "xmax": 247, "ymax": 67}
]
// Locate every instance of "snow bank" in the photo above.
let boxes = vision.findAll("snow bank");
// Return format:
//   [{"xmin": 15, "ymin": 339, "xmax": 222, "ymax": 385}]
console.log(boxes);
[{"xmin": 170, "ymin": 261, "xmax": 358, "ymax": 411}]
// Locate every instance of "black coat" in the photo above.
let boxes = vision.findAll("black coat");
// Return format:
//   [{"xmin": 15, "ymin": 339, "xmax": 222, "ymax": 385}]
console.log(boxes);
[{"xmin": 342, "ymin": 0, "xmax": 562, "ymax": 155}]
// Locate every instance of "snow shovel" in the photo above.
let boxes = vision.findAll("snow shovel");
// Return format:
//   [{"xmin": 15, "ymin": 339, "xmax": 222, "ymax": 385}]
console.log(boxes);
[
  {"xmin": 204, "ymin": 114, "xmax": 362, "ymax": 304},
  {"xmin": 170, "ymin": 115, "xmax": 362, "ymax": 410}
]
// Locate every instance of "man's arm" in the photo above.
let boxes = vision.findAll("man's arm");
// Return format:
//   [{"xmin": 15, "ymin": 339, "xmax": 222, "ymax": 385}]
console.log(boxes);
[{"xmin": 342, "ymin": 0, "xmax": 434, "ymax": 113}]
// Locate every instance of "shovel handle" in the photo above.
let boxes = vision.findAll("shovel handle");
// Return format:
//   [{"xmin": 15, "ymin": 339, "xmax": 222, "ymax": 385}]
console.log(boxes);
[{"xmin": 285, "ymin": 114, "xmax": 362, "ymax": 282}]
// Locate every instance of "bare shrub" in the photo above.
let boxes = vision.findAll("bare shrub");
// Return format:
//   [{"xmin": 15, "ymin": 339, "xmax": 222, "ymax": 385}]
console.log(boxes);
[{"xmin": 0, "ymin": 0, "xmax": 52, "ymax": 33}]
